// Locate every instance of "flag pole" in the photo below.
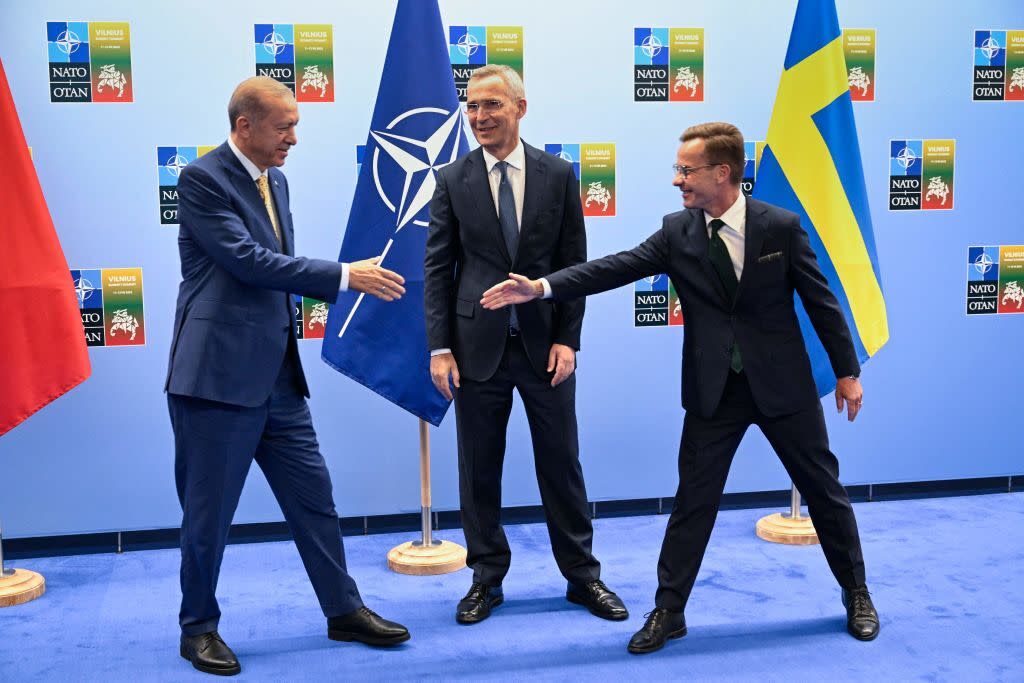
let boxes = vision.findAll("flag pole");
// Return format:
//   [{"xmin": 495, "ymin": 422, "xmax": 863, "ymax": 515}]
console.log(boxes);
[
  {"xmin": 386, "ymin": 419, "xmax": 467, "ymax": 575},
  {"xmin": 755, "ymin": 483, "xmax": 820, "ymax": 545},
  {"xmin": 0, "ymin": 516, "xmax": 46, "ymax": 607}
]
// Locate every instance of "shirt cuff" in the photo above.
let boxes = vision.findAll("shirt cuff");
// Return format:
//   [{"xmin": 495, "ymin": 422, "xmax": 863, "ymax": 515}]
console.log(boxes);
[
  {"xmin": 540, "ymin": 277, "xmax": 553, "ymax": 299},
  {"xmin": 339, "ymin": 263, "xmax": 350, "ymax": 291},
  {"xmin": 430, "ymin": 348, "xmax": 452, "ymax": 356}
]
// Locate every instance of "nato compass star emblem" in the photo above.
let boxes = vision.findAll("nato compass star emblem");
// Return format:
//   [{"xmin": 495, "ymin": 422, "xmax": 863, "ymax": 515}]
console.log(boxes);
[{"xmin": 368, "ymin": 107, "xmax": 465, "ymax": 232}]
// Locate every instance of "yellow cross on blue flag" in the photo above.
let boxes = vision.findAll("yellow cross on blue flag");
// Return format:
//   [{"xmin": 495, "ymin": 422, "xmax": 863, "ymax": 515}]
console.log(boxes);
[{"xmin": 753, "ymin": 0, "xmax": 889, "ymax": 396}]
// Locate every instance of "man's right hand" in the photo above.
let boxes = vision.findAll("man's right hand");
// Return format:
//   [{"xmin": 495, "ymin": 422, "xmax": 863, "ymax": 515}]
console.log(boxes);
[
  {"xmin": 349, "ymin": 257, "xmax": 406, "ymax": 301},
  {"xmin": 430, "ymin": 352, "xmax": 460, "ymax": 401},
  {"xmin": 480, "ymin": 273, "xmax": 543, "ymax": 310}
]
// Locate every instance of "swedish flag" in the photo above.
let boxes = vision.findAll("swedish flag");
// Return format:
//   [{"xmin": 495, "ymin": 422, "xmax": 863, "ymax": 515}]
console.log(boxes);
[{"xmin": 754, "ymin": 0, "xmax": 889, "ymax": 396}]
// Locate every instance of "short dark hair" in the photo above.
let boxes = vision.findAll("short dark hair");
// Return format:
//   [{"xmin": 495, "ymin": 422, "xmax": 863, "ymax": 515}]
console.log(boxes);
[
  {"xmin": 681, "ymin": 122, "xmax": 745, "ymax": 185},
  {"xmin": 228, "ymin": 76, "xmax": 294, "ymax": 131}
]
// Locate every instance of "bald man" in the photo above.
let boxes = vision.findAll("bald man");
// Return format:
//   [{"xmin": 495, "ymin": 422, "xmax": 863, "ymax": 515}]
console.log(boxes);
[{"xmin": 165, "ymin": 77, "xmax": 409, "ymax": 676}]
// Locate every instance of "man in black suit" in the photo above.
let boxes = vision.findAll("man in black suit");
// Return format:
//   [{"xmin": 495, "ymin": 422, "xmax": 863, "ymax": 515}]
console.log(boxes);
[
  {"xmin": 424, "ymin": 64, "xmax": 627, "ymax": 624},
  {"xmin": 481, "ymin": 122, "xmax": 879, "ymax": 651}
]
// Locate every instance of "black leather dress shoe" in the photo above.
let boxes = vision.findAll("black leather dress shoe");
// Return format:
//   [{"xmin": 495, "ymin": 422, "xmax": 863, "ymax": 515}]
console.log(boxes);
[
  {"xmin": 567, "ymin": 579, "xmax": 629, "ymax": 621},
  {"xmin": 456, "ymin": 582, "xmax": 503, "ymax": 624},
  {"xmin": 328, "ymin": 606, "xmax": 410, "ymax": 646},
  {"xmin": 627, "ymin": 608, "xmax": 687, "ymax": 654},
  {"xmin": 842, "ymin": 586, "xmax": 880, "ymax": 641},
  {"xmin": 180, "ymin": 631, "xmax": 241, "ymax": 676}
]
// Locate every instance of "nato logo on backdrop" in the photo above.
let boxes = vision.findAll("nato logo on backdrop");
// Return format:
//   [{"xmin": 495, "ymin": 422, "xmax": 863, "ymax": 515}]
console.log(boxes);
[
  {"xmin": 544, "ymin": 143, "xmax": 617, "ymax": 217},
  {"xmin": 967, "ymin": 246, "xmax": 1024, "ymax": 315},
  {"xmin": 71, "ymin": 268, "xmax": 146, "ymax": 347},
  {"xmin": 46, "ymin": 21, "xmax": 133, "ymax": 103},
  {"xmin": 633, "ymin": 28, "xmax": 704, "ymax": 102},
  {"xmin": 973, "ymin": 30, "xmax": 1024, "ymax": 101},
  {"xmin": 448, "ymin": 25, "xmax": 523, "ymax": 101},
  {"xmin": 888, "ymin": 139, "xmax": 956, "ymax": 211},
  {"xmin": 157, "ymin": 146, "xmax": 215, "ymax": 224},
  {"xmin": 634, "ymin": 274, "xmax": 682, "ymax": 327},
  {"xmin": 254, "ymin": 23, "xmax": 335, "ymax": 101}
]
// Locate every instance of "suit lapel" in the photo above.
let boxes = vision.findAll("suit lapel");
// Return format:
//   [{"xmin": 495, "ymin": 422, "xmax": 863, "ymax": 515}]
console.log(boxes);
[
  {"xmin": 517, "ymin": 142, "xmax": 548, "ymax": 265},
  {"xmin": 464, "ymin": 149, "xmax": 511, "ymax": 264},
  {"xmin": 219, "ymin": 145, "xmax": 282, "ymax": 252},
  {"xmin": 734, "ymin": 199, "xmax": 768, "ymax": 305},
  {"xmin": 683, "ymin": 209, "xmax": 730, "ymax": 306},
  {"xmin": 268, "ymin": 170, "xmax": 291, "ymax": 255}
]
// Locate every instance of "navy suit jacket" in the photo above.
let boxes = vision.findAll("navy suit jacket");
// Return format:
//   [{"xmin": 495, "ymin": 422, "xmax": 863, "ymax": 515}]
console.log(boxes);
[
  {"xmin": 546, "ymin": 197, "xmax": 860, "ymax": 418},
  {"xmin": 164, "ymin": 142, "xmax": 342, "ymax": 407},
  {"xmin": 424, "ymin": 142, "xmax": 587, "ymax": 381}
]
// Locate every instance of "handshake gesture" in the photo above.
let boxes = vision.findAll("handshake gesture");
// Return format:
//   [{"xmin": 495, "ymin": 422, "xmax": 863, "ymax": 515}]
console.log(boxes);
[
  {"xmin": 348, "ymin": 256, "xmax": 406, "ymax": 302},
  {"xmin": 480, "ymin": 273, "xmax": 544, "ymax": 310}
]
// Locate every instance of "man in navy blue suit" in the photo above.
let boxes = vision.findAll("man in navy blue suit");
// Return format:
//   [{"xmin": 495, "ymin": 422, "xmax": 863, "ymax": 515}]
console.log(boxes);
[
  {"xmin": 165, "ymin": 77, "xmax": 409, "ymax": 676},
  {"xmin": 481, "ymin": 122, "xmax": 880, "ymax": 653}
]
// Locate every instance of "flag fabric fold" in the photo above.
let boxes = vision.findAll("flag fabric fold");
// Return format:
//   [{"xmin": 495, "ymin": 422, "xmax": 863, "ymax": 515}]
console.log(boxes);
[
  {"xmin": 321, "ymin": 0, "xmax": 468, "ymax": 426},
  {"xmin": 753, "ymin": 0, "xmax": 889, "ymax": 396},
  {"xmin": 0, "ymin": 57, "xmax": 90, "ymax": 436}
]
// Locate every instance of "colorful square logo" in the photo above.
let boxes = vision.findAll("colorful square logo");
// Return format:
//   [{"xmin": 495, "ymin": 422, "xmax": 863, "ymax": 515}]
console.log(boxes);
[
  {"xmin": 888, "ymin": 139, "xmax": 955, "ymax": 211},
  {"xmin": 545, "ymin": 143, "xmax": 616, "ymax": 217},
  {"xmin": 71, "ymin": 268, "xmax": 145, "ymax": 346},
  {"xmin": 47, "ymin": 21, "xmax": 132, "ymax": 102},
  {"xmin": 254, "ymin": 24, "xmax": 334, "ymax": 101},
  {"xmin": 448, "ymin": 25, "xmax": 523, "ymax": 101},
  {"xmin": 633, "ymin": 28, "xmax": 704, "ymax": 102}
]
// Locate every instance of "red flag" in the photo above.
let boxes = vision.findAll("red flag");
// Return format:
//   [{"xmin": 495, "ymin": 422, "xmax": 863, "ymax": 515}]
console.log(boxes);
[{"xmin": 0, "ymin": 57, "xmax": 90, "ymax": 436}]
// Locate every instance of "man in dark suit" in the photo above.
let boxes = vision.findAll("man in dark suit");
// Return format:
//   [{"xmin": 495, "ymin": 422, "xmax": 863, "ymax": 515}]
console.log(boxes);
[
  {"xmin": 481, "ymin": 122, "xmax": 880, "ymax": 651},
  {"xmin": 424, "ymin": 64, "xmax": 627, "ymax": 624},
  {"xmin": 166, "ymin": 77, "xmax": 410, "ymax": 676}
]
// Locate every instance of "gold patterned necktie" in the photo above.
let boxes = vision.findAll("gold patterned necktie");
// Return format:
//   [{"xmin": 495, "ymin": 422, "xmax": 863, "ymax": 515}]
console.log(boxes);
[{"xmin": 255, "ymin": 175, "xmax": 282, "ymax": 245}]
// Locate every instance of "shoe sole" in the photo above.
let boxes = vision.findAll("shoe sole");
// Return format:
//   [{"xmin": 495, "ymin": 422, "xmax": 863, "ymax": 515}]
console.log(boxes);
[
  {"xmin": 627, "ymin": 627, "xmax": 688, "ymax": 654},
  {"xmin": 566, "ymin": 592, "xmax": 629, "ymax": 621},
  {"xmin": 180, "ymin": 647, "xmax": 241, "ymax": 676},
  {"xmin": 455, "ymin": 596, "xmax": 504, "ymax": 624},
  {"xmin": 327, "ymin": 630, "xmax": 411, "ymax": 646}
]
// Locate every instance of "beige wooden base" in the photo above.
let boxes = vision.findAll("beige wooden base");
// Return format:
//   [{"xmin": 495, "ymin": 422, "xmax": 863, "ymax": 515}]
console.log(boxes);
[
  {"xmin": 0, "ymin": 569, "xmax": 46, "ymax": 607},
  {"xmin": 387, "ymin": 540, "xmax": 467, "ymax": 576},
  {"xmin": 755, "ymin": 512, "xmax": 820, "ymax": 545}
]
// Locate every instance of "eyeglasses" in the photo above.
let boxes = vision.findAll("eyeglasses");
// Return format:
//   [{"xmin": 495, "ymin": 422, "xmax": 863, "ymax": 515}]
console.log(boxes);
[
  {"xmin": 464, "ymin": 99, "xmax": 505, "ymax": 115},
  {"xmin": 672, "ymin": 163, "xmax": 722, "ymax": 179}
]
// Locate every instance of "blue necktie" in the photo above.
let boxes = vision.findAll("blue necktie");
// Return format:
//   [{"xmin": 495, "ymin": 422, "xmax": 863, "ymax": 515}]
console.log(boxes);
[{"xmin": 495, "ymin": 161, "xmax": 519, "ymax": 330}]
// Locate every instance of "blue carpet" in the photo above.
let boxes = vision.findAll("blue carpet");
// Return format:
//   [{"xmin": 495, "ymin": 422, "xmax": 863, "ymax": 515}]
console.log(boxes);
[{"xmin": 1, "ymin": 494, "xmax": 1022, "ymax": 681}]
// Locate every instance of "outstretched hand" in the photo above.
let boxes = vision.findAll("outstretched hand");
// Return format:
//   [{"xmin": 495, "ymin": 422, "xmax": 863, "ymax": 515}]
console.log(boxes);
[
  {"xmin": 481, "ymin": 273, "xmax": 543, "ymax": 310},
  {"xmin": 348, "ymin": 256, "xmax": 406, "ymax": 302}
]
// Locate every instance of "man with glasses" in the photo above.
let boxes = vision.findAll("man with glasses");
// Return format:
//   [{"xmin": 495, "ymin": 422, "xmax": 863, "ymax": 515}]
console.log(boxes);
[
  {"xmin": 480, "ymin": 122, "xmax": 879, "ymax": 652},
  {"xmin": 425, "ymin": 64, "xmax": 627, "ymax": 625}
]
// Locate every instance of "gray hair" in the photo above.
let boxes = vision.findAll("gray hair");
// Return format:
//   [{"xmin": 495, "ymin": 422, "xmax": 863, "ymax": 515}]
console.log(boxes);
[
  {"xmin": 228, "ymin": 76, "xmax": 295, "ymax": 131},
  {"xmin": 467, "ymin": 64, "xmax": 525, "ymax": 100}
]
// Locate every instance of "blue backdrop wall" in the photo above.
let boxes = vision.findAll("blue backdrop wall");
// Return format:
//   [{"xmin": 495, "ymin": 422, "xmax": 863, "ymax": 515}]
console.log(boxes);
[{"xmin": 1, "ymin": 0, "xmax": 1021, "ymax": 538}]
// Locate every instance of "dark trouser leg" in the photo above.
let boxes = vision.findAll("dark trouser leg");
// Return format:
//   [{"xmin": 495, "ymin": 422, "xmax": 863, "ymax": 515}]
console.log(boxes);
[
  {"xmin": 655, "ymin": 372, "xmax": 754, "ymax": 612},
  {"xmin": 513, "ymin": 340, "xmax": 599, "ymax": 584},
  {"xmin": 453, "ymin": 343, "xmax": 515, "ymax": 586},
  {"xmin": 169, "ymin": 394, "xmax": 265, "ymax": 636},
  {"xmin": 758, "ymin": 402, "xmax": 866, "ymax": 590},
  {"xmin": 254, "ymin": 363, "xmax": 363, "ymax": 619}
]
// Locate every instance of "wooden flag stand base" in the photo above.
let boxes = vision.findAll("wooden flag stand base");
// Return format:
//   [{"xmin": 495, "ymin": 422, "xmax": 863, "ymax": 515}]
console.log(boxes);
[
  {"xmin": 0, "ymin": 569, "xmax": 45, "ymax": 608},
  {"xmin": 387, "ymin": 420, "xmax": 466, "ymax": 576},
  {"xmin": 755, "ymin": 485, "xmax": 820, "ymax": 546}
]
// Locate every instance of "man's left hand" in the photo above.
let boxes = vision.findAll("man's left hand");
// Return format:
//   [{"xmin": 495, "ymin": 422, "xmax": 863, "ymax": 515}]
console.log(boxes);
[
  {"xmin": 835, "ymin": 376, "xmax": 864, "ymax": 422},
  {"xmin": 548, "ymin": 344, "xmax": 576, "ymax": 388}
]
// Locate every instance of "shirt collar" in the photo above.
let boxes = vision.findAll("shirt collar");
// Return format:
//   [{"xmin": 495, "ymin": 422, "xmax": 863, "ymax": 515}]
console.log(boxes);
[
  {"xmin": 704, "ymin": 191, "xmax": 747, "ymax": 235},
  {"xmin": 481, "ymin": 139, "xmax": 525, "ymax": 174},
  {"xmin": 227, "ymin": 136, "xmax": 266, "ymax": 182}
]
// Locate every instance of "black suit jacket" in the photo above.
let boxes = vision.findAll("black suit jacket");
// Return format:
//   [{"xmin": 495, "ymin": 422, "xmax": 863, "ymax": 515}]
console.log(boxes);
[
  {"xmin": 424, "ymin": 142, "xmax": 587, "ymax": 381},
  {"xmin": 546, "ymin": 197, "xmax": 859, "ymax": 418}
]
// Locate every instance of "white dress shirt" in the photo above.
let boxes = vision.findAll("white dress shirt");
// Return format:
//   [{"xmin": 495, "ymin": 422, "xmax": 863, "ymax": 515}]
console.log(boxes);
[
  {"xmin": 431, "ymin": 141, "xmax": 527, "ymax": 357},
  {"xmin": 481, "ymin": 140, "xmax": 526, "ymax": 230},
  {"xmin": 705, "ymin": 191, "xmax": 747, "ymax": 281},
  {"xmin": 226, "ymin": 136, "xmax": 349, "ymax": 291}
]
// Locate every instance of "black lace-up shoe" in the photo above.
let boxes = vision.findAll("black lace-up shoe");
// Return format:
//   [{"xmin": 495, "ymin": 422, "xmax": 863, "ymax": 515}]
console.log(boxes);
[
  {"xmin": 842, "ymin": 586, "xmax": 880, "ymax": 641},
  {"xmin": 180, "ymin": 631, "xmax": 241, "ymax": 676},
  {"xmin": 627, "ymin": 608, "xmax": 687, "ymax": 654},
  {"xmin": 566, "ymin": 579, "xmax": 629, "ymax": 621},
  {"xmin": 456, "ymin": 582, "xmax": 504, "ymax": 624}
]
